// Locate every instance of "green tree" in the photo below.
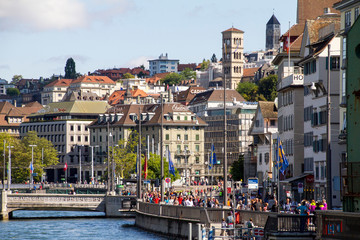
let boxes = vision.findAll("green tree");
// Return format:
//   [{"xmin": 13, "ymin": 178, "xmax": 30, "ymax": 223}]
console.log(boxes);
[
  {"xmin": 137, "ymin": 71, "xmax": 148, "ymax": 78},
  {"xmin": 180, "ymin": 68, "xmax": 196, "ymax": 80},
  {"xmin": 122, "ymin": 73, "xmax": 135, "ymax": 79},
  {"xmin": 64, "ymin": 58, "xmax": 77, "ymax": 79},
  {"xmin": 258, "ymin": 74, "xmax": 278, "ymax": 101},
  {"xmin": 12, "ymin": 131, "xmax": 59, "ymax": 183},
  {"xmin": 236, "ymin": 82, "xmax": 261, "ymax": 101},
  {"xmin": 230, "ymin": 154, "xmax": 244, "ymax": 181},
  {"xmin": 139, "ymin": 64, "xmax": 145, "ymax": 70},
  {"xmin": 200, "ymin": 59, "xmax": 210, "ymax": 70},
  {"xmin": 6, "ymin": 88, "xmax": 20, "ymax": 97},
  {"xmin": 11, "ymin": 75, "xmax": 23, "ymax": 85},
  {"xmin": 160, "ymin": 72, "xmax": 184, "ymax": 86},
  {"xmin": 211, "ymin": 53, "xmax": 218, "ymax": 63},
  {"xmin": 146, "ymin": 153, "xmax": 179, "ymax": 181}
]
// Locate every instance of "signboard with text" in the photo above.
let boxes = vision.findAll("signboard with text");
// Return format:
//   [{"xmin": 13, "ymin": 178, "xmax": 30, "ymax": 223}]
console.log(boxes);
[{"xmin": 248, "ymin": 178, "xmax": 258, "ymax": 190}]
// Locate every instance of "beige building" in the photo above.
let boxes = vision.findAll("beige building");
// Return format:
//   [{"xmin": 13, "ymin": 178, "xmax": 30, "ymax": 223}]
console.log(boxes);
[
  {"xmin": 19, "ymin": 100, "xmax": 110, "ymax": 183},
  {"xmin": 89, "ymin": 103, "xmax": 207, "ymax": 184},
  {"xmin": 41, "ymin": 78, "xmax": 72, "ymax": 105},
  {"xmin": 222, "ymin": 27, "xmax": 244, "ymax": 89}
]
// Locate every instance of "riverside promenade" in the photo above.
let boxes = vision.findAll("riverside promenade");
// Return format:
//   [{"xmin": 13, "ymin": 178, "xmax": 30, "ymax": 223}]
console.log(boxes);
[{"xmin": 135, "ymin": 201, "xmax": 360, "ymax": 239}]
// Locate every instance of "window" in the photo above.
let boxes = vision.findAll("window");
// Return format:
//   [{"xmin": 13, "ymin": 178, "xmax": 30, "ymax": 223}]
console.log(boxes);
[
  {"xmin": 304, "ymin": 132, "xmax": 313, "ymax": 147},
  {"xmin": 184, "ymin": 134, "xmax": 188, "ymax": 141},
  {"xmin": 70, "ymin": 125, "xmax": 74, "ymax": 131},
  {"xmin": 177, "ymin": 145, "xmax": 181, "ymax": 154},
  {"xmin": 177, "ymin": 116, "xmax": 180, "ymax": 120},
  {"xmin": 71, "ymin": 136, "xmax": 74, "ymax": 142},
  {"xmin": 177, "ymin": 134, "xmax": 181, "ymax": 140},
  {"xmin": 315, "ymin": 164, "xmax": 319, "ymax": 180},
  {"xmin": 78, "ymin": 136, "xmax": 81, "ymax": 141},
  {"xmin": 195, "ymin": 157, "xmax": 200, "ymax": 164},
  {"xmin": 320, "ymin": 164, "xmax": 325, "ymax": 180},
  {"xmin": 85, "ymin": 136, "xmax": 88, "ymax": 142},
  {"xmin": 195, "ymin": 145, "xmax": 200, "ymax": 152},
  {"xmin": 196, "ymin": 134, "xmax": 200, "ymax": 141},
  {"xmin": 355, "ymin": 7, "xmax": 359, "ymax": 20},
  {"xmin": 345, "ymin": 11, "xmax": 351, "ymax": 30},
  {"xmin": 259, "ymin": 153, "xmax": 262, "ymax": 164},
  {"xmin": 326, "ymin": 56, "xmax": 340, "ymax": 70},
  {"xmin": 270, "ymin": 120, "xmax": 276, "ymax": 126},
  {"xmin": 78, "ymin": 125, "xmax": 81, "ymax": 131},
  {"xmin": 166, "ymin": 134, "xmax": 169, "ymax": 140},
  {"xmin": 177, "ymin": 158, "xmax": 181, "ymax": 164},
  {"xmin": 265, "ymin": 153, "xmax": 269, "ymax": 164}
]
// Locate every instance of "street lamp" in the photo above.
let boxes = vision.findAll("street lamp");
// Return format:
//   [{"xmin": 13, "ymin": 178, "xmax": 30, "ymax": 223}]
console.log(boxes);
[
  {"xmin": 2, "ymin": 140, "xmax": 6, "ymax": 190},
  {"xmin": 112, "ymin": 144, "xmax": 118, "ymax": 193},
  {"xmin": 78, "ymin": 145, "xmax": 84, "ymax": 184},
  {"xmin": 7, "ymin": 144, "xmax": 13, "ymax": 191},
  {"xmin": 29, "ymin": 144, "xmax": 37, "ymax": 190},
  {"xmin": 89, "ymin": 145, "xmax": 99, "ymax": 184}
]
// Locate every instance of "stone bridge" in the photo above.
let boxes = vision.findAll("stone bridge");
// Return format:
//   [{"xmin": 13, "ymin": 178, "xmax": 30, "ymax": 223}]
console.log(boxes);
[{"xmin": 1, "ymin": 190, "xmax": 136, "ymax": 220}]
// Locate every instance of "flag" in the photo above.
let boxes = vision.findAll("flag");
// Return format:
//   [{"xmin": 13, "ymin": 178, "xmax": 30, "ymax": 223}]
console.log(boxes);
[
  {"xmin": 284, "ymin": 30, "xmax": 290, "ymax": 53},
  {"xmin": 277, "ymin": 137, "xmax": 289, "ymax": 174},
  {"xmin": 209, "ymin": 143, "xmax": 217, "ymax": 169},
  {"xmin": 144, "ymin": 154, "xmax": 148, "ymax": 179},
  {"xmin": 166, "ymin": 84, "xmax": 169, "ymax": 91},
  {"xmin": 29, "ymin": 162, "xmax": 34, "ymax": 173},
  {"xmin": 168, "ymin": 150, "xmax": 175, "ymax": 177},
  {"xmin": 64, "ymin": 162, "xmax": 68, "ymax": 171}
]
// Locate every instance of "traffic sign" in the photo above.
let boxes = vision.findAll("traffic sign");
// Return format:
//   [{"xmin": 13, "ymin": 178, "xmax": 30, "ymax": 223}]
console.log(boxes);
[{"xmin": 165, "ymin": 177, "xmax": 171, "ymax": 183}]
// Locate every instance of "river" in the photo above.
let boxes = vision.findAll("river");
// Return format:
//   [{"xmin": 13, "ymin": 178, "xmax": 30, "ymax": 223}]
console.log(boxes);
[{"xmin": 1, "ymin": 211, "xmax": 166, "ymax": 240}]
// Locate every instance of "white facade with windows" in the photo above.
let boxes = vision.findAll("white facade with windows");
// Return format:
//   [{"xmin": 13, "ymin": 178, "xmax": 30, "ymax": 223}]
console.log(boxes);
[{"xmin": 148, "ymin": 53, "xmax": 179, "ymax": 76}]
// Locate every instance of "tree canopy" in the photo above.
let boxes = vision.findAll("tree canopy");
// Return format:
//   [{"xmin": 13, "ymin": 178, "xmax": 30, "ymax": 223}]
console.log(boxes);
[
  {"xmin": 200, "ymin": 59, "xmax": 210, "ymax": 70},
  {"xmin": 11, "ymin": 75, "xmax": 23, "ymax": 85},
  {"xmin": 236, "ymin": 74, "xmax": 278, "ymax": 102},
  {"xmin": 180, "ymin": 68, "xmax": 196, "ymax": 80},
  {"xmin": 6, "ymin": 88, "xmax": 20, "ymax": 97},
  {"xmin": 258, "ymin": 74, "xmax": 278, "ymax": 101},
  {"xmin": 211, "ymin": 54, "xmax": 218, "ymax": 63},
  {"xmin": 64, "ymin": 58, "xmax": 77, "ymax": 79},
  {"xmin": 122, "ymin": 73, "xmax": 135, "ymax": 79},
  {"xmin": 0, "ymin": 132, "xmax": 59, "ymax": 183},
  {"xmin": 230, "ymin": 154, "xmax": 244, "ymax": 181},
  {"xmin": 160, "ymin": 72, "xmax": 184, "ymax": 86}
]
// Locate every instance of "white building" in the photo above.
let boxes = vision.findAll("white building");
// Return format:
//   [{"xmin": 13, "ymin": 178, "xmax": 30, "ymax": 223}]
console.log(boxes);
[
  {"xmin": 148, "ymin": 53, "xmax": 179, "ymax": 76},
  {"xmin": 298, "ymin": 15, "xmax": 345, "ymax": 206},
  {"xmin": 249, "ymin": 101, "xmax": 278, "ymax": 195}
]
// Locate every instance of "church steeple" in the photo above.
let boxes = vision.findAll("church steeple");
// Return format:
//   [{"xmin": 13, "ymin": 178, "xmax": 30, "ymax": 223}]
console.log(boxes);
[{"xmin": 266, "ymin": 14, "xmax": 281, "ymax": 51}]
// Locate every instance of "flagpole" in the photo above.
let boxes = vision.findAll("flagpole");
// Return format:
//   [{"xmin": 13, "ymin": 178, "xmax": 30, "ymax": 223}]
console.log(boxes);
[
  {"xmin": 160, "ymin": 94, "xmax": 164, "ymax": 202},
  {"xmin": 288, "ymin": 21, "xmax": 291, "ymax": 77},
  {"xmin": 277, "ymin": 137, "xmax": 280, "ymax": 213}
]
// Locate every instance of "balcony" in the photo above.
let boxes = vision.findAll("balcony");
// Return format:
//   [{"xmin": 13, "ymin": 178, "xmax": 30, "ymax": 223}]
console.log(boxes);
[{"xmin": 278, "ymin": 74, "xmax": 304, "ymax": 91}]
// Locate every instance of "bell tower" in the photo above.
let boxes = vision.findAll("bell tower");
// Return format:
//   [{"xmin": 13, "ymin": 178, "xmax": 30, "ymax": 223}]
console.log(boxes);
[{"xmin": 222, "ymin": 27, "xmax": 244, "ymax": 89}]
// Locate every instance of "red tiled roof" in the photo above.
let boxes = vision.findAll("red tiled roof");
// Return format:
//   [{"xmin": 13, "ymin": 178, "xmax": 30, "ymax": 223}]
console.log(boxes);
[
  {"xmin": 71, "ymin": 75, "xmax": 115, "ymax": 85},
  {"xmin": 146, "ymin": 72, "xmax": 170, "ymax": 84},
  {"xmin": 222, "ymin": 27, "xmax": 244, "ymax": 33},
  {"xmin": 44, "ymin": 78, "xmax": 72, "ymax": 88},
  {"xmin": 243, "ymin": 67, "xmax": 259, "ymax": 77}
]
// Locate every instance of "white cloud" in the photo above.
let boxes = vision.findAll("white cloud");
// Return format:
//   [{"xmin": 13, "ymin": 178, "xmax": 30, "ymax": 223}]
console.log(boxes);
[
  {"xmin": 125, "ymin": 56, "xmax": 151, "ymax": 69},
  {"xmin": 0, "ymin": 0, "xmax": 135, "ymax": 32}
]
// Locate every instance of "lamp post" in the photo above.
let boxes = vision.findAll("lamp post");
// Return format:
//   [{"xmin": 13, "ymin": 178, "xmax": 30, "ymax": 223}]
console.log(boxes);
[
  {"xmin": 78, "ymin": 145, "xmax": 84, "ymax": 184},
  {"xmin": 89, "ymin": 145, "xmax": 99, "ymax": 184},
  {"xmin": 326, "ymin": 44, "xmax": 332, "ymax": 209},
  {"xmin": 2, "ymin": 140, "xmax": 6, "ymax": 190},
  {"xmin": 41, "ymin": 148, "xmax": 44, "ymax": 183},
  {"xmin": 29, "ymin": 144, "xmax": 37, "ymax": 190},
  {"xmin": 8, "ymin": 144, "xmax": 13, "ymax": 191}
]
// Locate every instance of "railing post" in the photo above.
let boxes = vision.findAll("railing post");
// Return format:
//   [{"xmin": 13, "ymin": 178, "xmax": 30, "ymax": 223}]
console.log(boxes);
[
  {"xmin": 198, "ymin": 224, "xmax": 202, "ymax": 240},
  {"xmin": 188, "ymin": 222, "xmax": 192, "ymax": 240}
]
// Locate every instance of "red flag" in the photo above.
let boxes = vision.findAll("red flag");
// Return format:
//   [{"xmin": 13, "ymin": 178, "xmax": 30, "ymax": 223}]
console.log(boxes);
[
  {"xmin": 64, "ymin": 162, "xmax": 68, "ymax": 171},
  {"xmin": 284, "ymin": 31, "xmax": 290, "ymax": 53},
  {"xmin": 143, "ymin": 155, "xmax": 148, "ymax": 179},
  {"xmin": 166, "ymin": 84, "xmax": 169, "ymax": 91}
]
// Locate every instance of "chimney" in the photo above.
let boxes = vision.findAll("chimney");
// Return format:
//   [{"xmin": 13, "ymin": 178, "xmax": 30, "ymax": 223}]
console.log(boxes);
[{"xmin": 14, "ymin": 100, "xmax": 17, "ymax": 107}]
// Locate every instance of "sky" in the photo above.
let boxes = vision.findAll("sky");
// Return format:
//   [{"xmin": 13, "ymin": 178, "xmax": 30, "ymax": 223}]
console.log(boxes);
[{"xmin": 0, "ymin": 0, "xmax": 298, "ymax": 81}]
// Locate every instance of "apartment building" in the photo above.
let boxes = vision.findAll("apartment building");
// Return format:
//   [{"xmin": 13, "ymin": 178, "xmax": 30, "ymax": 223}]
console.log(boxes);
[
  {"xmin": 89, "ymin": 103, "xmax": 207, "ymax": 184},
  {"xmin": 148, "ymin": 53, "xmax": 179, "ymax": 76}
]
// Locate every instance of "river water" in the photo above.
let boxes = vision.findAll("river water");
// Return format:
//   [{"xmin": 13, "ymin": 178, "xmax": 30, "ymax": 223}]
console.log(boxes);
[{"xmin": 1, "ymin": 211, "xmax": 165, "ymax": 240}]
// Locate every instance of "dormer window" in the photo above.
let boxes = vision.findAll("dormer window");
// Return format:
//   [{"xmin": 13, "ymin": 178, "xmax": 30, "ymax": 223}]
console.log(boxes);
[{"xmin": 130, "ymin": 113, "xmax": 138, "ymax": 121}]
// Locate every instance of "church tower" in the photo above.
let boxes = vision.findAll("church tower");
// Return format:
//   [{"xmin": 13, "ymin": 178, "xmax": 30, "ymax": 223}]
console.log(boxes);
[
  {"xmin": 266, "ymin": 14, "xmax": 281, "ymax": 50},
  {"xmin": 222, "ymin": 27, "xmax": 244, "ymax": 89}
]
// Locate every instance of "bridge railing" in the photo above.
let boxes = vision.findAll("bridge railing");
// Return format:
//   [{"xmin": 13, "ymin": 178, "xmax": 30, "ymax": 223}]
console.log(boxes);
[{"xmin": 137, "ymin": 201, "xmax": 230, "ymax": 224}]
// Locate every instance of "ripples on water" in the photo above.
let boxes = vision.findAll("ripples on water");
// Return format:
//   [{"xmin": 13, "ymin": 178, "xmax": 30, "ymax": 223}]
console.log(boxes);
[{"xmin": 1, "ymin": 211, "xmax": 166, "ymax": 240}]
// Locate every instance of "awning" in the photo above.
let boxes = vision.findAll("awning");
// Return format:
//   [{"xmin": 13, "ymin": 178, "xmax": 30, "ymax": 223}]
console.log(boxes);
[{"xmin": 279, "ymin": 173, "xmax": 311, "ymax": 184}]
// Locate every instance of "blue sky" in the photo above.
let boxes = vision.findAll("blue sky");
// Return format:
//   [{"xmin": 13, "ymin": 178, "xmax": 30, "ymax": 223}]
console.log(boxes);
[{"xmin": 0, "ymin": 0, "xmax": 297, "ymax": 81}]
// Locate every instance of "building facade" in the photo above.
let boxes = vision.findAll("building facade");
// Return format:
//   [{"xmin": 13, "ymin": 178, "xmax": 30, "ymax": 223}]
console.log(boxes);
[
  {"xmin": 148, "ymin": 53, "xmax": 179, "ymax": 76},
  {"xmin": 19, "ymin": 101, "xmax": 109, "ymax": 183},
  {"xmin": 89, "ymin": 103, "xmax": 207, "ymax": 185},
  {"xmin": 41, "ymin": 78, "xmax": 72, "ymax": 105}
]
